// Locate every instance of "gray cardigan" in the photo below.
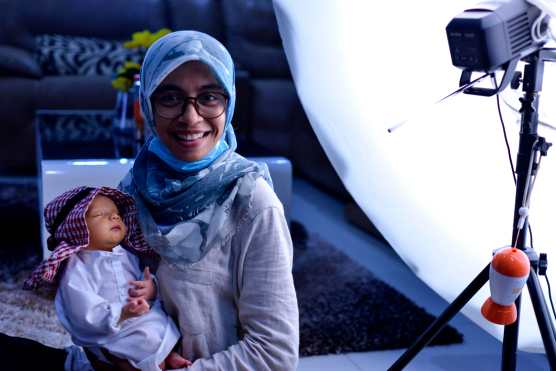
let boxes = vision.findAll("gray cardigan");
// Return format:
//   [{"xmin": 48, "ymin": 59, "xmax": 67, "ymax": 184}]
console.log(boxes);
[{"xmin": 156, "ymin": 178, "xmax": 299, "ymax": 370}]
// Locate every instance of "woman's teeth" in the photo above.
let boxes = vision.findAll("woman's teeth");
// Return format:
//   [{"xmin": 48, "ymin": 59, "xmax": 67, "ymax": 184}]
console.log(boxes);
[{"xmin": 176, "ymin": 132, "xmax": 206, "ymax": 141}]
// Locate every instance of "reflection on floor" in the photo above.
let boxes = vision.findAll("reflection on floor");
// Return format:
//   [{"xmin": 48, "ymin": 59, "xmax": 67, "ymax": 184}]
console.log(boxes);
[{"xmin": 291, "ymin": 178, "xmax": 548, "ymax": 371}]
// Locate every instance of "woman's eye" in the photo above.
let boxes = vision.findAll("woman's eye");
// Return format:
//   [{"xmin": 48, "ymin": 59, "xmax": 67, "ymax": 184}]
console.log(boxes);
[
  {"xmin": 198, "ymin": 92, "xmax": 221, "ymax": 106},
  {"xmin": 158, "ymin": 94, "xmax": 183, "ymax": 107}
]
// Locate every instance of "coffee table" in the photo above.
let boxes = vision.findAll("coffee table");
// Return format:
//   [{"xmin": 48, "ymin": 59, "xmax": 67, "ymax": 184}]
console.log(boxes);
[{"xmin": 37, "ymin": 109, "xmax": 141, "ymax": 160}]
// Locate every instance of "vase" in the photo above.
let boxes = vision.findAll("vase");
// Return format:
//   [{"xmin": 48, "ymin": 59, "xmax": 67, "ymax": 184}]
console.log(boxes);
[{"xmin": 112, "ymin": 75, "xmax": 144, "ymax": 158}]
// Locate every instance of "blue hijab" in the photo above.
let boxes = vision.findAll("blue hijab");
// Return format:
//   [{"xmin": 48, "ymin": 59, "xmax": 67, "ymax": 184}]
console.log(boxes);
[{"xmin": 121, "ymin": 31, "xmax": 272, "ymax": 264}]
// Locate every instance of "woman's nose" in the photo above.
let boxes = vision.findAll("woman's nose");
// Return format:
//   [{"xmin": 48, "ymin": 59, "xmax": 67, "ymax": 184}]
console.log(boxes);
[
  {"xmin": 110, "ymin": 213, "xmax": 121, "ymax": 220},
  {"xmin": 179, "ymin": 100, "xmax": 201, "ymax": 122}
]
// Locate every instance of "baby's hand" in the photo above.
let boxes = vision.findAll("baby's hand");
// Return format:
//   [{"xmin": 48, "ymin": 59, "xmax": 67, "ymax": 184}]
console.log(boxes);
[
  {"xmin": 129, "ymin": 266, "xmax": 156, "ymax": 301},
  {"xmin": 119, "ymin": 298, "xmax": 149, "ymax": 323}
]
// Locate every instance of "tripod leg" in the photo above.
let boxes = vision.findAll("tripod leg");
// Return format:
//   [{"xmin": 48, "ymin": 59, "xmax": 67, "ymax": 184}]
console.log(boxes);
[
  {"xmin": 502, "ymin": 270, "xmax": 556, "ymax": 370},
  {"xmin": 501, "ymin": 296, "xmax": 521, "ymax": 371},
  {"xmin": 527, "ymin": 270, "xmax": 556, "ymax": 367},
  {"xmin": 388, "ymin": 264, "xmax": 490, "ymax": 371}
]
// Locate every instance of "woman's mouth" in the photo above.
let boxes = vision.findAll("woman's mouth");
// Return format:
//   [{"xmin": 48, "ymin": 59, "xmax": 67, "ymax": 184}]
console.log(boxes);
[
  {"xmin": 176, "ymin": 132, "xmax": 208, "ymax": 141},
  {"xmin": 173, "ymin": 131, "xmax": 211, "ymax": 146},
  {"xmin": 111, "ymin": 225, "xmax": 122, "ymax": 231}
]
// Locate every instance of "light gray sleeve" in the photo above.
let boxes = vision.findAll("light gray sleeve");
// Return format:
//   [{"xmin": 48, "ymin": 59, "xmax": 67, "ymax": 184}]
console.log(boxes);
[{"xmin": 189, "ymin": 206, "xmax": 300, "ymax": 371}]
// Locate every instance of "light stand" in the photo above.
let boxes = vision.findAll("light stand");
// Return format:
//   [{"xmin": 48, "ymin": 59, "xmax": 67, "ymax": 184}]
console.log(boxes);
[{"xmin": 389, "ymin": 48, "xmax": 556, "ymax": 371}]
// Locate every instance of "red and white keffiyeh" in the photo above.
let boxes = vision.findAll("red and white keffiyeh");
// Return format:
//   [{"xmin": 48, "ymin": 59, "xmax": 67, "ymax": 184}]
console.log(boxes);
[{"xmin": 23, "ymin": 186, "xmax": 155, "ymax": 289}]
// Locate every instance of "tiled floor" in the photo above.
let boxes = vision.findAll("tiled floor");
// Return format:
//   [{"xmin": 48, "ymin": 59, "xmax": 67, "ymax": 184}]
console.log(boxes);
[{"xmin": 290, "ymin": 178, "xmax": 549, "ymax": 371}]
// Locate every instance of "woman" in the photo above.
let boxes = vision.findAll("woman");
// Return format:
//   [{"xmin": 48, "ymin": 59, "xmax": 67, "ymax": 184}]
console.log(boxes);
[{"xmin": 118, "ymin": 30, "xmax": 299, "ymax": 370}]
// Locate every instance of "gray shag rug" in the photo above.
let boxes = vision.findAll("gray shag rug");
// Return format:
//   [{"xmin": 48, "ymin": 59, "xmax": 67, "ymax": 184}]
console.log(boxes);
[
  {"xmin": 290, "ymin": 222, "xmax": 463, "ymax": 356},
  {"xmin": 0, "ymin": 179, "xmax": 70, "ymax": 349}
]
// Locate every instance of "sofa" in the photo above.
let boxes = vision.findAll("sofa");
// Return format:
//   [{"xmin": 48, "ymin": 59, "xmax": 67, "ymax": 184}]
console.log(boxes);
[{"xmin": 0, "ymin": 0, "xmax": 349, "ymax": 200}]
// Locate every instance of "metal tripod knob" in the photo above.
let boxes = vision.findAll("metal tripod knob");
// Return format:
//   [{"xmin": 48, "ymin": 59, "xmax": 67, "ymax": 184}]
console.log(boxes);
[{"xmin": 511, "ymin": 71, "xmax": 522, "ymax": 90}]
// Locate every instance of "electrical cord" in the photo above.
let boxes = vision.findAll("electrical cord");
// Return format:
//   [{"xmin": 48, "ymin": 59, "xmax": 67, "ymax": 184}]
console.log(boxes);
[
  {"xmin": 526, "ymin": 0, "xmax": 556, "ymax": 42},
  {"xmin": 494, "ymin": 75, "xmax": 535, "ymax": 245},
  {"xmin": 546, "ymin": 274, "xmax": 556, "ymax": 321},
  {"xmin": 494, "ymin": 83, "xmax": 535, "ymax": 250},
  {"xmin": 494, "ymin": 80, "xmax": 517, "ymax": 185},
  {"xmin": 532, "ymin": 11, "xmax": 549, "ymax": 43}
]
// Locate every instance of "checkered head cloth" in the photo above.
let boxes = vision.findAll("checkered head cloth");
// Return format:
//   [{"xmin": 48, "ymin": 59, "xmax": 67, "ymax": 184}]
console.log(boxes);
[{"xmin": 23, "ymin": 186, "xmax": 154, "ymax": 289}]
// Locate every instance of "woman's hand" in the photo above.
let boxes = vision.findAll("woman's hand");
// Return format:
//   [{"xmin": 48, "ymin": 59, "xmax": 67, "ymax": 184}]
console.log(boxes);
[{"xmin": 129, "ymin": 266, "xmax": 156, "ymax": 301}]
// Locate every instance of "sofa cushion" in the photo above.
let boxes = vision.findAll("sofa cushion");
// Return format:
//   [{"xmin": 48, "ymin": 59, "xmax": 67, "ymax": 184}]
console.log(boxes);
[
  {"xmin": 0, "ymin": 46, "xmax": 42, "ymax": 78},
  {"xmin": 17, "ymin": 0, "xmax": 167, "ymax": 40},
  {"xmin": 222, "ymin": 0, "xmax": 290, "ymax": 78},
  {"xmin": 249, "ymin": 79, "xmax": 297, "ymax": 156},
  {"xmin": 35, "ymin": 34, "xmax": 142, "ymax": 76},
  {"xmin": 0, "ymin": 0, "xmax": 36, "ymax": 51},
  {"xmin": 36, "ymin": 75, "xmax": 117, "ymax": 110},
  {"xmin": 0, "ymin": 77, "xmax": 40, "ymax": 175},
  {"xmin": 165, "ymin": 0, "xmax": 225, "ymax": 43}
]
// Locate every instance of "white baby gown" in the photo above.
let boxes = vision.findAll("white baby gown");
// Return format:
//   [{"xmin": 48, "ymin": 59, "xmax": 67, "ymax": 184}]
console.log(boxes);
[{"xmin": 55, "ymin": 245, "xmax": 180, "ymax": 371}]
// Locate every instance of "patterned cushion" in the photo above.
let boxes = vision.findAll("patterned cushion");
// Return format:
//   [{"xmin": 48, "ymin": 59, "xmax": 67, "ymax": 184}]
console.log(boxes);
[
  {"xmin": 0, "ymin": 45, "xmax": 42, "ymax": 78},
  {"xmin": 35, "ymin": 34, "xmax": 143, "ymax": 76}
]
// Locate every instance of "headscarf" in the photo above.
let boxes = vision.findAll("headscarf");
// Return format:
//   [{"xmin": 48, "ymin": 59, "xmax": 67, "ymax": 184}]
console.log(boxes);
[
  {"xmin": 23, "ymin": 187, "xmax": 153, "ymax": 290},
  {"xmin": 121, "ymin": 31, "xmax": 272, "ymax": 267}
]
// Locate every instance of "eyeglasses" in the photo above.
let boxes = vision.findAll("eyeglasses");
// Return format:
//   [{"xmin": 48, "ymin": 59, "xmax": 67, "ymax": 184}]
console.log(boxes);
[{"xmin": 151, "ymin": 91, "xmax": 228, "ymax": 120}]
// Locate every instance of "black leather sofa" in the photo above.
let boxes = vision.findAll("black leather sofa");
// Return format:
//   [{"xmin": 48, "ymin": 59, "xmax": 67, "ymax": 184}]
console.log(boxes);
[{"xmin": 0, "ymin": 0, "xmax": 349, "ymax": 200}]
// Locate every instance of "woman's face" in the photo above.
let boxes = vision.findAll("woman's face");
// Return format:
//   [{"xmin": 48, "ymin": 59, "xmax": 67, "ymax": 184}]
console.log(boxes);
[{"xmin": 151, "ymin": 61, "xmax": 227, "ymax": 162}]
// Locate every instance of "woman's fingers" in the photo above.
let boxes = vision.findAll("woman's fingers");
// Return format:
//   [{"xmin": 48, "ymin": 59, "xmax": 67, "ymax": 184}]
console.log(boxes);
[
  {"xmin": 128, "ymin": 268, "xmax": 153, "ymax": 298},
  {"xmin": 143, "ymin": 266, "xmax": 151, "ymax": 281},
  {"xmin": 129, "ymin": 279, "xmax": 145, "ymax": 288},
  {"xmin": 128, "ymin": 286, "xmax": 147, "ymax": 297}
]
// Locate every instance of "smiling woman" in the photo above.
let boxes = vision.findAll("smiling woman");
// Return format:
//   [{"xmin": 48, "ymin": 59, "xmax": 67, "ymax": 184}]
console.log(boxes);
[{"xmin": 117, "ymin": 30, "xmax": 299, "ymax": 371}]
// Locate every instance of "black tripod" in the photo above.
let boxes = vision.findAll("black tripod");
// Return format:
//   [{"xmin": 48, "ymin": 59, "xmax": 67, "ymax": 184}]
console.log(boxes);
[{"xmin": 389, "ymin": 48, "xmax": 556, "ymax": 371}]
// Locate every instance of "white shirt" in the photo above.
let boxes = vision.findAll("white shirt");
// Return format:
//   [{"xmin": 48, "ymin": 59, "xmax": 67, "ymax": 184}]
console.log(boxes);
[
  {"xmin": 55, "ymin": 245, "xmax": 180, "ymax": 371},
  {"xmin": 156, "ymin": 178, "xmax": 299, "ymax": 371}
]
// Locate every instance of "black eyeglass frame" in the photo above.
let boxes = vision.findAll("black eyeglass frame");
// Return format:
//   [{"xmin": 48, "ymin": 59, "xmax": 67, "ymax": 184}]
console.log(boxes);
[{"xmin": 151, "ymin": 91, "xmax": 229, "ymax": 120}]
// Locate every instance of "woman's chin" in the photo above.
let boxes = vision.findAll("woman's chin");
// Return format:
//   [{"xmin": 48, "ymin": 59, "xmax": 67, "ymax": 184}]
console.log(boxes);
[
  {"xmin": 171, "ymin": 145, "xmax": 210, "ymax": 162},
  {"xmin": 170, "ymin": 138, "xmax": 216, "ymax": 162}
]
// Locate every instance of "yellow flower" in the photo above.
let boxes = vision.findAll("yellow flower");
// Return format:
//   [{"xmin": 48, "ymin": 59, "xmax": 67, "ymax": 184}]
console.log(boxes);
[
  {"xmin": 123, "ymin": 30, "xmax": 152, "ymax": 49},
  {"xmin": 111, "ymin": 76, "xmax": 133, "ymax": 92},
  {"xmin": 114, "ymin": 28, "xmax": 171, "ymax": 92},
  {"xmin": 123, "ymin": 61, "xmax": 141, "ymax": 71},
  {"xmin": 148, "ymin": 28, "xmax": 171, "ymax": 46},
  {"xmin": 123, "ymin": 28, "xmax": 171, "ymax": 49}
]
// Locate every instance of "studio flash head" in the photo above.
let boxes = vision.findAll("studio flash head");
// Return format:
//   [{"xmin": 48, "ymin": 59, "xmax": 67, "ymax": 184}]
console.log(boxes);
[{"xmin": 446, "ymin": 0, "xmax": 547, "ymax": 73}]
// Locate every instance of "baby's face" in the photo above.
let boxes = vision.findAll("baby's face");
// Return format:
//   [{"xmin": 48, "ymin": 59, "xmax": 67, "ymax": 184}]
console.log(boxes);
[{"xmin": 85, "ymin": 195, "xmax": 128, "ymax": 251}]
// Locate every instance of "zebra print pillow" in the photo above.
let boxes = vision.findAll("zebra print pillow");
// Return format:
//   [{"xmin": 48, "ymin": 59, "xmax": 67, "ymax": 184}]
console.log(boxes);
[{"xmin": 35, "ymin": 34, "xmax": 143, "ymax": 76}]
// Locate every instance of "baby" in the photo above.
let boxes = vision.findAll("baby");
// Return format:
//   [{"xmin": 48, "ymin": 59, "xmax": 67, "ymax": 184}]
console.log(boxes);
[{"xmin": 24, "ymin": 186, "xmax": 190, "ymax": 371}]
